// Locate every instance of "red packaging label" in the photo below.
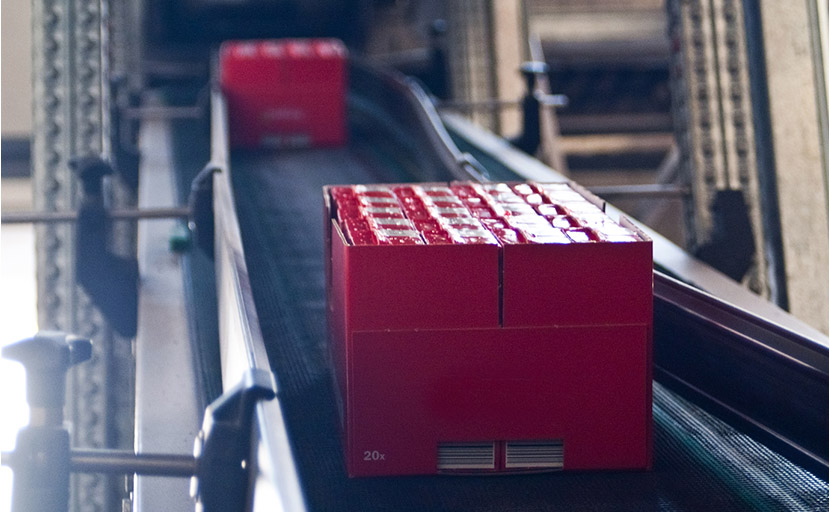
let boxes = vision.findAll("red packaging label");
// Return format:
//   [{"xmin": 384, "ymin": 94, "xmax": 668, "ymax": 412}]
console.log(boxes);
[
  {"xmin": 330, "ymin": 186, "xmax": 356, "ymax": 200},
  {"xmin": 549, "ymin": 215, "xmax": 580, "ymax": 229},
  {"xmin": 357, "ymin": 190, "xmax": 396, "ymax": 198},
  {"xmin": 482, "ymin": 183, "xmax": 513, "ymax": 194},
  {"xmin": 454, "ymin": 235, "xmax": 499, "ymax": 245},
  {"xmin": 512, "ymin": 183, "xmax": 536, "ymax": 196},
  {"xmin": 561, "ymin": 202, "xmax": 604, "ymax": 215},
  {"xmin": 428, "ymin": 199, "xmax": 465, "ymax": 208},
  {"xmin": 331, "ymin": 181, "xmax": 643, "ymax": 249},
  {"xmin": 480, "ymin": 218, "xmax": 509, "ymax": 230},
  {"xmin": 461, "ymin": 196, "xmax": 488, "ymax": 208},
  {"xmin": 404, "ymin": 208, "xmax": 432, "ymax": 221},
  {"xmin": 422, "ymin": 231, "xmax": 454, "ymax": 244},
  {"xmin": 400, "ymin": 196, "xmax": 426, "ymax": 208},
  {"xmin": 469, "ymin": 207, "xmax": 498, "ymax": 219},
  {"xmin": 602, "ymin": 234, "xmax": 640, "ymax": 243},
  {"xmin": 501, "ymin": 204, "xmax": 537, "ymax": 216},
  {"xmin": 343, "ymin": 218, "xmax": 370, "ymax": 231},
  {"xmin": 536, "ymin": 204, "xmax": 568, "ymax": 217},
  {"xmin": 378, "ymin": 236, "xmax": 424, "ymax": 245},
  {"xmin": 524, "ymin": 230, "xmax": 572, "ymax": 244},
  {"xmin": 393, "ymin": 186, "xmax": 417, "ymax": 198},
  {"xmin": 363, "ymin": 207, "xmax": 406, "ymax": 218},
  {"xmin": 413, "ymin": 219, "xmax": 443, "ymax": 233},
  {"xmin": 565, "ymin": 228, "xmax": 600, "ymax": 243},
  {"xmin": 449, "ymin": 184, "xmax": 480, "ymax": 198},
  {"xmin": 336, "ymin": 204, "xmax": 363, "ymax": 223},
  {"xmin": 445, "ymin": 221, "xmax": 485, "ymax": 232},
  {"xmin": 490, "ymin": 227, "xmax": 524, "ymax": 244},
  {"xmin": 370, "ymin": 217, "xmax": 415, "ymax": 230},
  {"xmin": 344, "ymin": 227, "xmax": 377, "ymax": 245}
]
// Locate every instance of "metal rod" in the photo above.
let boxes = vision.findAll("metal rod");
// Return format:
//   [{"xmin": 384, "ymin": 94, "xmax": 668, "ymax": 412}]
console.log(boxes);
[
  {"xmin": 439, "ymin": 99, "xmax": 521, "ymax": 112},
  {"xmin": 439, "ymin": 95, "xmax": 566, "ymax": 113},
  {"xmin": 70, "ymin": 449, "xmax": 198, "ymax": 477},
  {"xmin": 143, "ymin": 60, "xmax": 206, "ymax": 80},
  {"xmin": 123, "ymin": 106, "xmax": 203, "ymax": 121},
  {"xmin": 1, "ymin": 207, "xmax": 191, "ymax": 224},
  {"xmin": 587, "ymin": 184, "xmax": 690, "ymax": 199}
]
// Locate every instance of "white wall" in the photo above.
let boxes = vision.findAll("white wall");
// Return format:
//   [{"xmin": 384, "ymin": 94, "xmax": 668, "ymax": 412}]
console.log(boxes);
[{"xmin": 2, "ymin": 0, "xmax": 33, "ymax": 138}]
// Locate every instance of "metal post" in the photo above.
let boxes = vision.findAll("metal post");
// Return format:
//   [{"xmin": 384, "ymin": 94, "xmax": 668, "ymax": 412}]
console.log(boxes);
[
  {"xmin": 31, "ymin": 0, "xmax": 134, "ymax": 509},
  {"xmin": 70, "ymin": 450, "xmax": 198, "ymax": 477},
  {"xmin": 667, "ymin": 0, "xmax": 768, "ymax": 294}
]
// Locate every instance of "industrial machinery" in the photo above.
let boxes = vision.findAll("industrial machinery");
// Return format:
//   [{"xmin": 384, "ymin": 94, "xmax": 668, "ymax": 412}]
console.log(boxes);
[
  {"xmin": 4, "ymin": 1, "xmax": 827, "ymax": 511},
  {"xmin": 200, "ymin": 51, "xmax": 827, "ymax": 509}
]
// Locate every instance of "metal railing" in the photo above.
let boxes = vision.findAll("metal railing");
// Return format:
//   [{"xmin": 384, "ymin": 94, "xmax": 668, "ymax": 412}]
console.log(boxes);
[{"xmin": 209, "ymin": 88, "xmax": 308, "ymax": 512}]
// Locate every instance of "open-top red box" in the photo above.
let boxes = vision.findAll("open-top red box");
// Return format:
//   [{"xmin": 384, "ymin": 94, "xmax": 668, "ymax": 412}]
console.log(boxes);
[{"xmin": 325, "ymin": 182, "xmax": 653, "ymax": 477}]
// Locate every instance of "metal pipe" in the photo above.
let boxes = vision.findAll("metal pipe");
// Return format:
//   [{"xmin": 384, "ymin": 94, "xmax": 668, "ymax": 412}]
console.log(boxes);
[
  {"xmin": 587, "ymin": 184, "xmax": 690, "ymax": 200},
  {"xmin": 1, "ymin": 207, "xmax": 191, "ymax": 224},
  {"xmin": 439, "ymin": 95, "xmax": 566, "ymax": 113},
  {"xmin": 211, "ymin": 87, "xmax": 309, "ymax": 512},
  {"xmin": 122, "ymin": 106, "xmax": 203, "ymax": 121},
  {"xmin": 70, "ymin": 449, "xmax": 198, "ymax": 477},
  {"xmin": 439, "ymin": 99, "xmax": 521, "ymax": 112}
]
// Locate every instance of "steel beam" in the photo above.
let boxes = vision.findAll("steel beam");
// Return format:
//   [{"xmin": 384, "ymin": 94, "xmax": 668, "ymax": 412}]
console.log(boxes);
[
  {"xmin": 31, "ymin": 0, "xmax": 135, "ymax": 509},
  {"xmin": 667, "ymin": 0, "xmax": 768, "ymax": 297}
]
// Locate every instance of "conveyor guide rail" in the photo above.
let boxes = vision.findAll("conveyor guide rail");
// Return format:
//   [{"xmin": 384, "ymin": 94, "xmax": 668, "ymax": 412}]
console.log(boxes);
[{"xmin": 207, "ymin": 61, "xmax": 828, "ymax": 511}]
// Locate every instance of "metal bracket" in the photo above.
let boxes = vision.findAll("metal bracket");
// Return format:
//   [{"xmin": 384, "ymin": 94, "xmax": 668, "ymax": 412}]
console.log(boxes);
[
  {"xmin": 2, "ymin": 332, "xmax": 277, "ymax": 512},
  {"xmin": 2, "ymin": 332, "xmax": 92, "ymax": 511},
  {"xmin": 192, "ymin": 370, "xmax": 277, "ymax": 511},
  {"xmin": 1, "ymin": 156, "xmax": 219, "ymax": 335},
  {"xmin": 71, "ymin": 156, "xmax": 140, "ymax": 338},
  {"xmin": 693, "ymin": 189, "xmax": 756, "ymax": 282},
  {"xmin": 188, "ymin": 164, "xmax": 220, "ymax": 259},
  {"xmin": 508, "ymin": 61, "xmax": 552, "ymax": 156}
]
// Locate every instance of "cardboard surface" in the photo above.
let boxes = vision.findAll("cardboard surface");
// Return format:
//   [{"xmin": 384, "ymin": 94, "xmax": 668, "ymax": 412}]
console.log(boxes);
[
  {"xmin": 325, "ymin": 182, "xmax": 653, "ymax": 477},
  {"xmin": 220, "ymin": 39, "xmax": 347, "ymax": 149}
]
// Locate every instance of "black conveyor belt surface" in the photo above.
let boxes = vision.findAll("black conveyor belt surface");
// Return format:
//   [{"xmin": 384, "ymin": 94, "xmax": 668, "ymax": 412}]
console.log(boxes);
[{"xmin": 231, "ymin": 147, "xmax": 827, "ymax": 512}]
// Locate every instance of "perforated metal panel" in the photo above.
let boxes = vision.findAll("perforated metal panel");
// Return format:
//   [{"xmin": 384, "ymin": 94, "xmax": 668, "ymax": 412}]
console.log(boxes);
[
  {"xmin": 438, "ymin": 443, "xmax": 496, "ymax": 471},
  {"xmin": 505, "ymin": 441, "xmax": 564, "ymax": 470}
]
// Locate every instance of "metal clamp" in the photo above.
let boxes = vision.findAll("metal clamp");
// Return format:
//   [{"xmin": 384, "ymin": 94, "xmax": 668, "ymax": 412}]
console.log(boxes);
[
  {"xmin": 2, "ymin": 332, "xmax": 276, "ymax": 512},
  {"xmin": 508, "ymin": 61, "xmax": 552, "ymax": 156},
  {"xmin": 2, "ymin": 155, "xmax": 218, "ymax": 336}
]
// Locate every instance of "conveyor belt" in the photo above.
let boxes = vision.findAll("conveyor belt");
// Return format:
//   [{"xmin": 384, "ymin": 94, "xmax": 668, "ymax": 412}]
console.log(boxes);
[
  {"xmin": 444, "ymin": 113, "xmax": 828, "ymax": 474},
  {"xmin": 229, "ymin": 145, "xmax": 827, "ymax": 511}
]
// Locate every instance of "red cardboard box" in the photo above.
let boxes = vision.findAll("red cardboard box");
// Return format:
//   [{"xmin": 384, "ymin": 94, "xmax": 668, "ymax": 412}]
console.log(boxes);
[
  {"xmin": 325, "ymin": 182, "xmax": 653, "ymax": 477},
  {"xmin": 220, "ymin": 39, "xmax": 347, "ymax": 149}
]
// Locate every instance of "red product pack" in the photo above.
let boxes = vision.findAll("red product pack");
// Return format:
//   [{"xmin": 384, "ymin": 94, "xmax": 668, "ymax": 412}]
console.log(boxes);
[
  {"xmin": 324, "ymin": 181, "xmax": 653, "ymax": 477},
  {"xmin": 220, "ymin": 39, "xmax": 348, "ymax": 149}
]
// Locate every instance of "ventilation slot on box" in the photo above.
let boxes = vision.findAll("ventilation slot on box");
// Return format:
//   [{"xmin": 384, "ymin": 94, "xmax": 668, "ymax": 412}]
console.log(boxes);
[
  {"xmin": 437, "ymin": 442, "xmax": 495, "ymax": 470},
  {"xmin": 505, "ymin": 440, "xmax": 564, "ymax": 469}
]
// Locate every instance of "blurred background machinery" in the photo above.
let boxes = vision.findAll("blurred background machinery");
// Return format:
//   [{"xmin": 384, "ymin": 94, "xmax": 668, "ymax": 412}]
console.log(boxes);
[{"xmin": 2, "ymin": 0, "xmax": 827, "ymax": 509}]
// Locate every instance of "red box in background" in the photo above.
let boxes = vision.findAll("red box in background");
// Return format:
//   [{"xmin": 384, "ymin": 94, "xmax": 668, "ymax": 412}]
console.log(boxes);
[
  {"xmin": 220, "ymin": 39, "xmax": 347, "ymax": 149},
  {"xmin": 325, "ymin": 182, "xmax": 653, "ymax": 477}
]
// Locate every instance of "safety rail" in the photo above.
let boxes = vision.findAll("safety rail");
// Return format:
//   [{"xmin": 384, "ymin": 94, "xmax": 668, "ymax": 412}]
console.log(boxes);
[{"xmin": 210, "ymin": 88, "xmax": 308, "ymax": 512}]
